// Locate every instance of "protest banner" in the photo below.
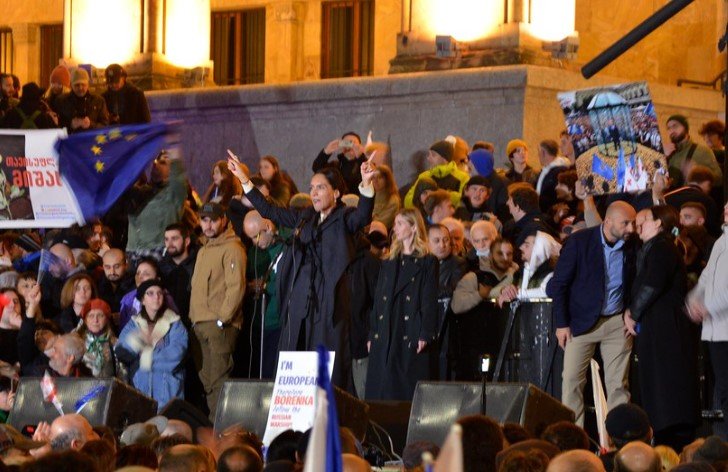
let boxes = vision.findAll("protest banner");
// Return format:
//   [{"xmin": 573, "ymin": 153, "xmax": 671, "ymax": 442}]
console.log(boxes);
[
  {"xmin": 0, "ymin": 129, "xmax": 81, "ymax": 228},
  {"xmin": 262, "ymin": 351, "xmax": 335, "ymax": 446}
]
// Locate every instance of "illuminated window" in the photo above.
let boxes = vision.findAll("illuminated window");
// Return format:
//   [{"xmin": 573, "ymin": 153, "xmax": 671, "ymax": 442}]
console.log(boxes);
[
  {"xmin": 321, "ymin": 0, "xmax": 374, "ymax": 79},
  {"xmin": 40, "ymin": 24, "xmax": 64, "ymax": 88},
  {"xmin": 211, "ymin": 9, "xmax": 266, "ymax": 85},
  {"xmin": 0, "ymin": 28, "xmax": 12, "ymax": 73}
]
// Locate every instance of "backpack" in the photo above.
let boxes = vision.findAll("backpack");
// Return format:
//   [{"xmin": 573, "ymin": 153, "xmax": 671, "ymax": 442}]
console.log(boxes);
[{"xmin": 16, "ymin": 108, "xmax": 40, "ymax": 129}]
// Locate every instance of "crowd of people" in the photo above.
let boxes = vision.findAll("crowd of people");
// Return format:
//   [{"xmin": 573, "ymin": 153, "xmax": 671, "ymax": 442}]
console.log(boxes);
[{"xmin": 1, "ymin": 64, "xmax": 728, "ymax": 471}]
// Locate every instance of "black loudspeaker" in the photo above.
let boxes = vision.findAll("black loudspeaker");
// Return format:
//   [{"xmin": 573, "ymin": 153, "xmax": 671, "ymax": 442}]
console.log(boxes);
[
  {"xmin": 366, "ymin": 401, "xmax": 411, "ymax": 455},
  {"xmin": 406, "ymin": 382, "xmax": 574, "ymax": 447},
  {"xmin": 8, "ymin": 377, "xmax": 157, "ymax": 435},
  {"xmin": 213, "ymin": 380, "xmax": 369, "ymax": 441}
]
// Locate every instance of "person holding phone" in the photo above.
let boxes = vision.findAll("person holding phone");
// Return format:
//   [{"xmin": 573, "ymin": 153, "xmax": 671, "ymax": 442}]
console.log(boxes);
[
  {"xmin": 312, "ymin": 132, "xmax": 367, "ymax": 195},
  {"xmin": 228, "ymin": 149, "xmax": 376, "ymax": 392}
]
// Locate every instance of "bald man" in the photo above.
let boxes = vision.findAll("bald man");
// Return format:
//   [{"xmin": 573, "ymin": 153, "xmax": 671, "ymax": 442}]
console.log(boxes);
[
  {"xmin": 243, "ymin": 210, "xmax": 284, "ymax": 379},
  {"xmin": 613, "ymin": 442, "xmax": 661, "ymax": 472},
  {"xmin": 547, "ymin": 449, "xmax": 606, "ymax": 472},
  {"xmin": 49, "ymin": 413, "xmax": 99, "ymax": 451},
  {"xmin": 98, "ymin": 248, "xmax": 134, "ymax": 312},
  {"xmin": 547, "ymin": 201, "xmax": 637, "ymax": 425}
]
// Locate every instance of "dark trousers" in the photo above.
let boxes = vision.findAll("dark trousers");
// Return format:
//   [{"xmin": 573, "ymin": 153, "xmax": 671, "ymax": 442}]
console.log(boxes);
[{"xmin": 709, "ymin": 342, "xmax": 728, "ymax": 440}]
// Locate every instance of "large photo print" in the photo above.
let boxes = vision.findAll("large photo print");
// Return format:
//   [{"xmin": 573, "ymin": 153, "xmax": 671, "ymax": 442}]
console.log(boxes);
[{"xmin": 558, "ymin": 82, "xmax": 667, "ymax": 195}]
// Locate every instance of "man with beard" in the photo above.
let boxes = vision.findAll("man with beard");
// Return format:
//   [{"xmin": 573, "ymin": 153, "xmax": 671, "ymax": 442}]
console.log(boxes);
[
  {"xmin": 665, "ymin": 115, "xmax": 722, "ymax": 188},
  {"xmin": 190, "ymin": 202, "xmax": 245, "ymax": 418},
  {"xmin": 159, "ymin": 223, "xmax": 197, "ymax": 324},
  {"xmin": 0, "ymin": 74, "xmax": 18, "ymax": 119},
  {"xmin": 547, "ymin": 201, "xmax": 637, "ymax": 426},
  {"xmin": 98, "ymin": 248, "xmax": 135, "ymax": 313},
  {"xmin": 55, "ymin": 68, "xmax": 109, "ymax": 133}
]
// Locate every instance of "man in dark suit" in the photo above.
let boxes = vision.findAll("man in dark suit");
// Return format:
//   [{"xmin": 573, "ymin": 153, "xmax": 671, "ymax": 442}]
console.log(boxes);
[{"xmin": 547, "ymin": 201, "xmax": 637, "ymax": 426}]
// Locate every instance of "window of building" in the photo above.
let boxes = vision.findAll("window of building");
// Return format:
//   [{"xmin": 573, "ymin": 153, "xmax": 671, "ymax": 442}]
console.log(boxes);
[
  {"xmin": 40, "ymin": 24, "xmax": 64, "ymax": 87},
  {"xmin": 211, "ymin": 9, "xmax": 266, "ymax": 85},
  {"xmin": 0, "ymin": 28, "xmax": 12, "ymax": 73},
  {"xmin": 321, "ymin": 0, "xmax": 374, "ymax": 79}
]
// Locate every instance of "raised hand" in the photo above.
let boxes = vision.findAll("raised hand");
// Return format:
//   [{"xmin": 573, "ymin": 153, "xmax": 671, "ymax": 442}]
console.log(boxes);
[
  {"xmin": 360, "ymin": 160, "xmax": 377, "ymax": 187},
  {"xmin": 226, "ymin": 149, "xmax": 250, "ymax": 184}
]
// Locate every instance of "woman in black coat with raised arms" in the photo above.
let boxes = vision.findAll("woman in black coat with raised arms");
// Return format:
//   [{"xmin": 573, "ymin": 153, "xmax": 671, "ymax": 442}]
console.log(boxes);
[
  {"xmin": 624, "ymin": 205, "xmax": 700, "ymax": 452},
  {"xmin": 228, "ymin": 151, "xmax": 376, "ymax": 392},
  {"xmin": 366, "ymin": 208, "xmax": 439, "ymax": 401}
]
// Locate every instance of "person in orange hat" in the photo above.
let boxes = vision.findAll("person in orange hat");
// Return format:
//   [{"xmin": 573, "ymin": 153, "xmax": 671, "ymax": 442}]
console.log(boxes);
[{"xmin": 43, "ymin": 65, "xmax": 71, "ymax": 117}]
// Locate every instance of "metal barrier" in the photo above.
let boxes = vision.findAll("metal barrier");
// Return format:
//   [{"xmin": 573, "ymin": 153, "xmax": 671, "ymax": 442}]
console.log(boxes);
[{"xmin": 450, "ymin": 298, "xmax": 562, "ymax": 399}]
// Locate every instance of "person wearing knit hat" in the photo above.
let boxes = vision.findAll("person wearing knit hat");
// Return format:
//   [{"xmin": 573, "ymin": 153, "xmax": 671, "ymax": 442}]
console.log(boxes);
[
  {"xmin": 666, "ymin": 114, "xmax": 723, "ymax": 187},
  {"xmin": 116, "ymin": 277, "xmax": 187, "ymax": 412},
  {"xmin": 50, "ymin": 65, "xmax": 71, "ymax": 88},
  {"xmin": 469, "ymin": 148, "xmax": 494, "ymax": 178},
  {"xmin": 501, "ymin": 139, "xmax": 538, "ymax": 187},
  {"xmin": 76, "ymin": 298, "xmax": 120, "ymax": 377},
  {"xmin": 403, "ymin": 139, "xmax": 470, "ymax": 209},
  {"xmin": 429, "ymin": 140, "xmax": 455, "ymax": 163},
  {"xmin": 55, "ymin": 67, "xmax": 110, "ymax": 133},
  {"xmin": 44, "ymin": 65, "xmax": 71, "ymax": 116}
]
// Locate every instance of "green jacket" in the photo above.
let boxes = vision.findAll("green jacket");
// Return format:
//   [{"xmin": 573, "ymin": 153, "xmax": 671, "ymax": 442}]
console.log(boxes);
[
  {"xmin": 404, "ymin": 161, "xmax": 470, "ymax": 208},
  {"xmin": 127, "ymin": 159, "xmax": 188, "ymax": 251},
  {"xmin": 668, "ymin": 139, "xmax": 723, "ymax": 186}
]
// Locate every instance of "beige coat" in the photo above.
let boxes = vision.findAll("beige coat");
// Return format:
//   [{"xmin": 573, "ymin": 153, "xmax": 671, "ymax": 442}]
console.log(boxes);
[{"xmin": 190, "ymin": 225, "xmax": 246, "ymax": 328}]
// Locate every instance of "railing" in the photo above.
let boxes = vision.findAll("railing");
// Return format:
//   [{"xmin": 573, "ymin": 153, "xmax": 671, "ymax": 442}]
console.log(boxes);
[{"xmin": 677, "ymin": 69, "xmax": 726, "ymax": 91}]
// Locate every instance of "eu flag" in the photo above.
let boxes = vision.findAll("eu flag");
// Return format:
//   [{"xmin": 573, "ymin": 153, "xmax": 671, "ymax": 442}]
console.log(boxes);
[
  {"xmin": 591, "ymin": 153, "xmax": 614, "ymax": 181},
  {"xmin": 56, "ymin": 122, "xmax": 171, "ymax": 223}
]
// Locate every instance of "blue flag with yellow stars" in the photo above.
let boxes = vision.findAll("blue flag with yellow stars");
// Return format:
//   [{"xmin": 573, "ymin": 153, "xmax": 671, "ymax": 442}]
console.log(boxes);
[
  {"xmin": 591, "ymin": 153, "xmax": 614, "ymax": 181},
  {"xmin": 56, "ymin": 122, "xmax": 171, "ymax": 223}
]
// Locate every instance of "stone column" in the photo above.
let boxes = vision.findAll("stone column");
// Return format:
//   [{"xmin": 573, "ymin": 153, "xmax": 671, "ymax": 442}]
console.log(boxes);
[
  {"xmin": 266, "ymin": 2, "xmax": 305, "ymax": 83},
  {"xmin": 9, "ymin": 23, "xmax": 40, "ymax": 84}
]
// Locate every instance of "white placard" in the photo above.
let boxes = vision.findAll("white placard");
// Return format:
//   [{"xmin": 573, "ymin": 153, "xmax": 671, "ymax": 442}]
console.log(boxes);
[
  {"xmin": 0, "ymin": 129, "xmax": 82, "ymax": 228},
  {"xmin": 262, "ymin": 350, "xmax": 335, "ymax": 446}
]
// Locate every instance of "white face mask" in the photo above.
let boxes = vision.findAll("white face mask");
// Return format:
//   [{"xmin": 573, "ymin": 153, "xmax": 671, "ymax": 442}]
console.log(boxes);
[{"xmin": 476, "ymin": 248, "xmax": 490, "ymax": 258}]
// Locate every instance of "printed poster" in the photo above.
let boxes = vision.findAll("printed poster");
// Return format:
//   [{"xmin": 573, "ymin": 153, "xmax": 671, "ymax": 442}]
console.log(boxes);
[
  {"xmin": 558, "ymin": 82, "xmax": 668, "ymax": 195},
  {"xmin": 0, "ymin": 129, "xmax": 81, "ymax": 228}
]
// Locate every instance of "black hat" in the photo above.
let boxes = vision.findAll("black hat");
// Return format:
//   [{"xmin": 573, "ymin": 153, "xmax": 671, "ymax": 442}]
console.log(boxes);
[
  {"xmin": 20, "ymin": 82, "xmax": 42, "ymax": 103},
  {"xmin": 667, "ymin": 114, "xmax": 689, "ymax": 131},
  {"xmin": 105, "ymin": 63, "xmax": 127, "ymax": 83},
  {"xmin": 429, "ymin": 140, "xmax": 454, "ymax": 162},
  {"xmin": 199, "ymin": 202, "xmax": 225, "ymax": 220},
  {"xmin": 466, "ymin": 175, "xmax": 491, "ymax": 189},
  {"xmin": 136, "ymin": 278, "xmax": 165, "ymax": 301},
  {"xmin": 605, "ymin": 403, "xmax": 650, "ymax": 441}
]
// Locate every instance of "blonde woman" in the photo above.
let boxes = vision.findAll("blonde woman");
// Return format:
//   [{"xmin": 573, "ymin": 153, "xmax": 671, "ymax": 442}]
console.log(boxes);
[{"xmin": 365, "ymin": 208, "xmax": 438, "ymax": 401}]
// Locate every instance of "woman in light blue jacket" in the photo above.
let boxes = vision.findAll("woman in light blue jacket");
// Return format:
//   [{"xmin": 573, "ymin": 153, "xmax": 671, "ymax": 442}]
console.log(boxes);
[{"xmin": 116, "ymin": 279, "xmax": 187, "ymax": 411}]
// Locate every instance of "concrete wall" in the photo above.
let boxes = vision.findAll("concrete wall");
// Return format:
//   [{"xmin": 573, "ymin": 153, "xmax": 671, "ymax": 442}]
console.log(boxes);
[{"xmin": 146, "ymin": 65, "xmax": 723, "ymax": 193}]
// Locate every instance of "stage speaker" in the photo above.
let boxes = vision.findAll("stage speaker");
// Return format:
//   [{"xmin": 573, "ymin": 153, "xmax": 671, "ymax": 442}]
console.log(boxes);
[
  {"xmin": 8, "ymin": 377, "xmax": 157, "ymax": 435},
  {"xmin": 366, "ymin": 401, "xmax": 412, "ymax": 455},
  {"xmin": 406, "ymin": 382, "xmax": 574, "ymax": 447},
  {"xmin": 213, "ymin": 380, "xmax": 369, "ymax": 441}
]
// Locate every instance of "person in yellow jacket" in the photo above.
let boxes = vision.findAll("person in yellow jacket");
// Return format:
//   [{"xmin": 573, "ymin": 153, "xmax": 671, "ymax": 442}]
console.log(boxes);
[
  {"xmin": 189, "ymin": 202, "xmax": 246, "ymax": 418},
  {"xmin": 404, "ymin": 140, "xmax": 470, "ymax": 209}
]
